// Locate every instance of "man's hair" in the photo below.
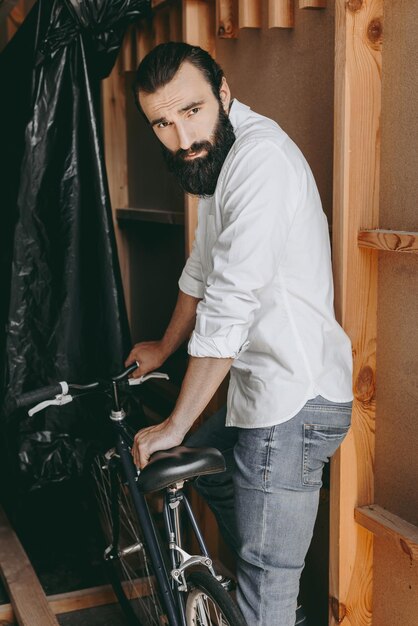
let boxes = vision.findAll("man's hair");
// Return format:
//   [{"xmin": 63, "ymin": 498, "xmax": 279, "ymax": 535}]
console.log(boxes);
[{"xmin": 134, "ymin": 42, "xmax": 225, "ymax": 101}]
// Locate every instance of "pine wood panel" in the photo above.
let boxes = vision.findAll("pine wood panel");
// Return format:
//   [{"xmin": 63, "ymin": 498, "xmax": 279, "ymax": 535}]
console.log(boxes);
[
  {"xmin": 358, "ymin": 229, "xmax": 418, "ymax": 253},
  {"xmin": 238, "ymin": 0, "xmax": 261, "ymax": 28},
  {"xmin": 136, "ymin": 18, "xmax": 154, "ymax": 63},
  {"xmin": 102, "ymin": 59, "xmax": 131, "ymax": 325},
  {"xmin": 182, "ymin": 0, "xmax": 216, "ymax": 56},
  {"xmin": 0, "ymin": 508, "xmax": 59, "ymax": 626},
  {"xmin": 182, "ymin": 0, "xmax": 215, "ymax": 256},
  {"xmin": 299, "ymin": 0, "xmax": 327, "ymax": 8},
  {"xmin": 216, "ymin": 0, "xmax": 238, "ymax": 38},
  {"xmin": 355, "ymin": 505, "xmax": 418, "ymax": 562},
  {"xmin": 269, "ymin": 0, "xmax": 294, "ymax": 28},
  {"xmin": 330, "ymin": 1, "xmax": 383, "ymax": 625}
]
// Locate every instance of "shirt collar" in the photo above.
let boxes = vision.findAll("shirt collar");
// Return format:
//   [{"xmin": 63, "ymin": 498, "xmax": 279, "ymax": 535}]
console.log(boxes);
[{"xmin": 228, "ymin": 98, "xmax": 251, "ymax": 133}]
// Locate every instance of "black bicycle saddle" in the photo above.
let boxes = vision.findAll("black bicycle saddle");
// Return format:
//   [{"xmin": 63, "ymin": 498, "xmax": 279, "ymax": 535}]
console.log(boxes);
[{"xmin": 137, "ymin": 446, "xmax": 226, "ymax": 493}]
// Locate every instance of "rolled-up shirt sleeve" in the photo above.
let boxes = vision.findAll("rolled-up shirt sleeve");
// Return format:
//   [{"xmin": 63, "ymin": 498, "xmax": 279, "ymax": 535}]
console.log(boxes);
[
  {"xmin": 188, "ymin": 139, "xmax": 297, "ymax": 359},
  {"xmin": 178, "ymin": 235, "xmax": 205, "ymax": 299}
]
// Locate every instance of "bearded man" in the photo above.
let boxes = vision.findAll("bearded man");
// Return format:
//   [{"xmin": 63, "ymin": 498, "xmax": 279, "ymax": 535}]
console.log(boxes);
[{"xmin": 126, "ymin": 42, "xmax": 353, "ymax": 626}]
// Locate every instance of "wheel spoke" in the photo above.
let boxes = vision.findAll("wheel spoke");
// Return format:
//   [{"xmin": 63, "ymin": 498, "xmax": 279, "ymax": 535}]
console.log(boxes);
[{"xmin": 91, "ymin": 452, "xmax": 166, "ymax": 625}]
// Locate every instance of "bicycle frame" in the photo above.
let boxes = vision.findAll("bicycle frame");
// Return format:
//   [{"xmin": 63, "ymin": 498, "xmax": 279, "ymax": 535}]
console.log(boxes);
[{"xmin": 110, "ymin": 415, "xmax": 220, "ymax": 626}]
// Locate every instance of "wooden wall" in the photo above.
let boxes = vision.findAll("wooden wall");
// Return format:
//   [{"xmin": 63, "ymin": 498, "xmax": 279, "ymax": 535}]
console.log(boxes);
[
  {"xmin": 373, "ymin": 1, "xmax": 418, "ymax": 623},
  {"xmin": 215, "ymin": 4, "xmax": 335, "ymax": 219}
]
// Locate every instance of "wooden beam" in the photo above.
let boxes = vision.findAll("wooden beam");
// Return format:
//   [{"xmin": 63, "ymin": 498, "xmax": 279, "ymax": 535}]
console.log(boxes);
[
  {"xmin": 268, "ymin": 0, "xmax": 294, "ymax": 28},
  {"xmin": 0, "ymin": 507, "xmax": 59, "ymax": 626},
  {"xmin": 0, "ymin": 578, "xmax": 153, "ymax": 623},
  {"xmin": 169, "ymin": 1, "xmax": 183, "ymax": 41},
  {"xmin": 358, "ymin": 229, "xmax": 418, "ymax": 253},
  {"xmin": 182, "ymin": 0, "xmax": 215, "ymax": 255},
  {"xmin": 216, "ymin": 0, "xmax": 238, "ymax": 38},
  {"xmin": 182, "ymin": 0, "xmax": 216, "ymax": 56},
  {"xmin": 101, "ymin": 59, "xmax": 132, "ymax": 327},
  {"xmin": 330, "ymin": 1, "xmax": 382, "ymax": 625},
  {"xmin": 238, "ymin": 0, "xmax": 261, "ymax": 28},
  {"xmin": 121, "ymin": 26, "xmax": 136, "ymax": 72},
  {"xmin": 136, "ymin": 18, "xmax": 154, "ymax": 64},
  {"xmin": 0, "ymin": 0, "xmax": 19, "ymax": 24},
  {"xmin": 299, "ymin": 0, "xmax": 327, "ymax": 8},
  {"xmin": 355, "ymin": 505, "xmax": 418, "ymax": 562},
  {"xmin": 154, "ymin": 7, "xmax": 171, "ymax": 45}
]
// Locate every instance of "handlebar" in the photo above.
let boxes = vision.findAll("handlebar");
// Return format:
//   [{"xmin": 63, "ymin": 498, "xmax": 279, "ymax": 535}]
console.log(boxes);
[
  {"xmin": 15, "ymin": 382, "xmax": 68, "ymax": 409},
  {"xmin": 14, "ymin": 364, "xmax": 169, "ymax": 416}
]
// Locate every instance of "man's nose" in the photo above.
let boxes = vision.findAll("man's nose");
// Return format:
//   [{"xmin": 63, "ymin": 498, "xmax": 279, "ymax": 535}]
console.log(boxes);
[{"xmin": 176, "ymin": 122, "xmax": 194, "ymax": 151}]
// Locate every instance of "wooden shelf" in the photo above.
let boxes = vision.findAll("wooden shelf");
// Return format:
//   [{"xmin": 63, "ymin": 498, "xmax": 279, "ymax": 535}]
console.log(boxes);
[
  {"xmin": 116, "ymin": 207, "xmax": 185, "ymax": 225},
  {"xmin": 358, "ymin": 229, "xmax": 418, "ymax": 253},
  {"xmin": 355, "ymin": 504, "xmax": 418, "ymax": 561}
]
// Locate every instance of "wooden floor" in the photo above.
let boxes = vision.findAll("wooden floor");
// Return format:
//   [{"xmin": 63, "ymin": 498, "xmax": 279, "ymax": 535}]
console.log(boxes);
[{"xmin": 57, "ymin": 604, "xmax": 129, "ymax": 626}]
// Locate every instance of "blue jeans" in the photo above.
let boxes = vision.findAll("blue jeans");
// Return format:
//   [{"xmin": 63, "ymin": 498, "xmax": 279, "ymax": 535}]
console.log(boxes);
[{"xmin": 186, "ymin": 395, "xmax": 352, "ymax": 626}]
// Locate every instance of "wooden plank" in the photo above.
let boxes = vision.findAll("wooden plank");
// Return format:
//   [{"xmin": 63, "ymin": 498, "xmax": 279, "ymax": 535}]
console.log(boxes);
[
  {"xmin": 182, "ymin": 0, "xmax": 216, "ymax": 57},
  {"xmin": 184, "ymin": 195, "xmax": 198, "ymax": 256},
  {"xmin": 238, "ymin": 0, "xmax": 261, "ymax": 28},
  {"xmin": 136, "ymin": 18, "xmax": 154, "ymax": 64},
  {"xmin": 121, "ymin": 25, "xmax": 136, "ymax": 72},
  {"xmin": 216, "ymin": 0, "xmax": 238, "ymax": 38},
  {"xmin": 154, "ymin": 7, "xmax": 171, "ymax": 45},
  {"xmin": 0, "ymin": 578, "xmax": 154, "ymax": 623},
  {"xmin": 117, "ymin": 207, "xmax": 185, "ymax": 225},
  {"xmin": 169, "ymin": 1, "xmax": 183, "ymax": 41},
  {"xmin": 182, "ymin": 0, "xmax": 215, "ymax": 256},
  {"xmin": 355, "ymin": 505, "xmax": 418, "ymax": 562},
  {"xmin": 0, "ymin": 0, "xmax": 19, "ymax": 24},
  {"xmin": 0, "ymin": 507, "xmax": 59, "ymax": 626},
  {"xmin": 299, "ymin": 0, "xmax": 327, "ymax": 8},
  {"xmin": 101, "ymin": 59, "xmax": 132, "ymax": 327},
  {"xmin": 268, "ymin": 0, "xmax": 294, "ymax": 28},
  {"xmin": 358, "ymin": 229, "xmax": 418, "ymax": 253},
  {"xmin": 330, "ymin": 1, "xmax": 382, "ymax": 625}
]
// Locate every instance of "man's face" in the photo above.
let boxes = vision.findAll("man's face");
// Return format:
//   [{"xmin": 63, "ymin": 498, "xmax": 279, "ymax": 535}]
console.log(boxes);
[{"xmin": 139, "ymin": 62, "xmax": 236, "ymax": 196}]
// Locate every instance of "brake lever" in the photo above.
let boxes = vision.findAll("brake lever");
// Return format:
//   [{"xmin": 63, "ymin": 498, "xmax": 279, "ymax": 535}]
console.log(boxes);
[
  {"xmin": 28, "ymin": 394, "xmax": 73, "ymax": 417},
  {"xmin": 128, "ymin": 372, "xmax": 170, "ymax": 386}
]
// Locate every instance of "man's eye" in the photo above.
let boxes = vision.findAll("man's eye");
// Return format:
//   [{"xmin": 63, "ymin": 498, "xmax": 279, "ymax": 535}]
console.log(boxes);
[
  {"xmin": 157, "ymin": 121, "xmax": 170, "ymax": 129},
  {"xmin": 189, "ymin": 107, "xmax": 200, "ymax": 116}
]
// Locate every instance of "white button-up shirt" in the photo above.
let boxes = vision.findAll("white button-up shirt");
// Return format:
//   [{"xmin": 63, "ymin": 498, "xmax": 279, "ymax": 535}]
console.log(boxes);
[{"xmin": 179, "ymin": 99, "xmax": 353, "ymax": 428}]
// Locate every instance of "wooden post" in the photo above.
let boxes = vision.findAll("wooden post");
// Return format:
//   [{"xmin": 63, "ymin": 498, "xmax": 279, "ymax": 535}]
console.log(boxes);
[
  {"xmin": 238, "ymin": 0, "xmax": 261, "ymax": 28},
  {"xmin": 299, "ymin": 0, "xmax": 327, "ymax": 8},
  {"xmin": 169, "ymin": 1, "xmax": 183, "ymax": 41},
  {"xmin": 121, "ymin": 26, "xmax": 136, "ymax": 73},
  {"xmin": 182, "ymin": 0, "xmax": 216, "ymax": 55},
  {"xmin": 182, "ymin": 0, "xmax": 215, "ymax": 255},
  {"xmin": 136, "ymin": 18, "xmax": 154, "ymax": 64},
  {"xmin": 330, "ymin": 1, "xmax": 383, "ymax": 625},
  {"xmin": 154, "ymin": 7, "xmax": 171, "ymax": 46},
  {"xmin": 268, "ymin": 0, "xmax": 294, "ymax": 28},
  {"xmin": 0, "ymin": 508, "xmax": 60, "ymax": 626},
  {"xmin": 216, "ymin": 0, "xmax": 238, "ymax": 38},
  {"xmin": 102, "ymin": 58, "xmax": 132, "ymax": 325}
]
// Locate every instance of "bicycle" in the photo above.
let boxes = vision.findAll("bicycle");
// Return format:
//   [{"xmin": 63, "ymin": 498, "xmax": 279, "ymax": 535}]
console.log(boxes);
[{"xmin": 15, "ymin": 363, "xmax": 247, "ymax": 626}]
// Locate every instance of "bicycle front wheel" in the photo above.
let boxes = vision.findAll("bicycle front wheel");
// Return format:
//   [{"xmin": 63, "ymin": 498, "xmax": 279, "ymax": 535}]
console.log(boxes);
[
  {"xmin": 91, "ymin": 451, "xmax": 167, "ymax": 626},
  {"xmin": 185, "ymin": 570, "xmax": 247, "ymax": 626}
]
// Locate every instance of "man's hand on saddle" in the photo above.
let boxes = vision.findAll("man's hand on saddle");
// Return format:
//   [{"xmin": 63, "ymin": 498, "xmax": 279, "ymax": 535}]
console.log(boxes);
[{"xmin": 132, "ymin": 417, "xmax": 187, "ymax": 469}]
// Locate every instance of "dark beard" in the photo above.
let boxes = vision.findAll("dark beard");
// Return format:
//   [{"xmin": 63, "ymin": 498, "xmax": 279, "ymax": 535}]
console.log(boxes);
[{"xmin": 161, "ymin": 105, "xmax": 236, "ymax": 197}]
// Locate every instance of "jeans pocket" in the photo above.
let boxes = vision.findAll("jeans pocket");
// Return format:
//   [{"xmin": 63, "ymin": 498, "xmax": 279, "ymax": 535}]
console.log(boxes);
[{"xmin": 302, "ymin": 423, "xmax": 350, "ymax": 487}]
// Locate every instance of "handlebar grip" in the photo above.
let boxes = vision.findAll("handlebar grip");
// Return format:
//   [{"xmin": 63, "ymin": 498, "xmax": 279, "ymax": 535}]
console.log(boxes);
[{"xmin": 15, "ymin": 383, "xmax": 66, "ymax": 409}]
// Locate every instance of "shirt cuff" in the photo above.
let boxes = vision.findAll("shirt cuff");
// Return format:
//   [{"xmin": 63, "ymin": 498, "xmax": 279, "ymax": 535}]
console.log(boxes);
[
  {"xmin": 179, "ymin": 269, "xmax": 205, "ymax": 299},
  {"xmin": 188, "ymin": 330, "xmax": 250, "ymax": 359}
]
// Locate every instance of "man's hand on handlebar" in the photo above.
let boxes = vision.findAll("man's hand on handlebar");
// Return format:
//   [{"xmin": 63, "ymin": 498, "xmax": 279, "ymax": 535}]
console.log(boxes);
[{"xmin": 125, "ymin": 341, "xmax": 168, "ymax": 379}]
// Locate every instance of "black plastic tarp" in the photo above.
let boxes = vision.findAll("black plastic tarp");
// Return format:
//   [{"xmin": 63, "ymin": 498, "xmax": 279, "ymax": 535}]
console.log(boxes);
[{"xmin": 0, "ymin": 0, "xmax": 150, "ymax": 490}]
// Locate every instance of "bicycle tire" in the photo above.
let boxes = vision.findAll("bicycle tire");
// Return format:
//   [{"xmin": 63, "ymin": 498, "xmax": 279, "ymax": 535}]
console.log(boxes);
[
  {"xmin": 91, "ymin": 451, "xmax": 167, "ymax": 626},
  {"xmin": 185, "ymin": 570, "xmax": 247, "ymax": 626}
]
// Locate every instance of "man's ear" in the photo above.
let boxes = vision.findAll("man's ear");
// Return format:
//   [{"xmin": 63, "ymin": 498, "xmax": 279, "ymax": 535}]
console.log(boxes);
[{"xmin": 219, "ymin": 77, "xmax": 231, "ymax": 113}]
